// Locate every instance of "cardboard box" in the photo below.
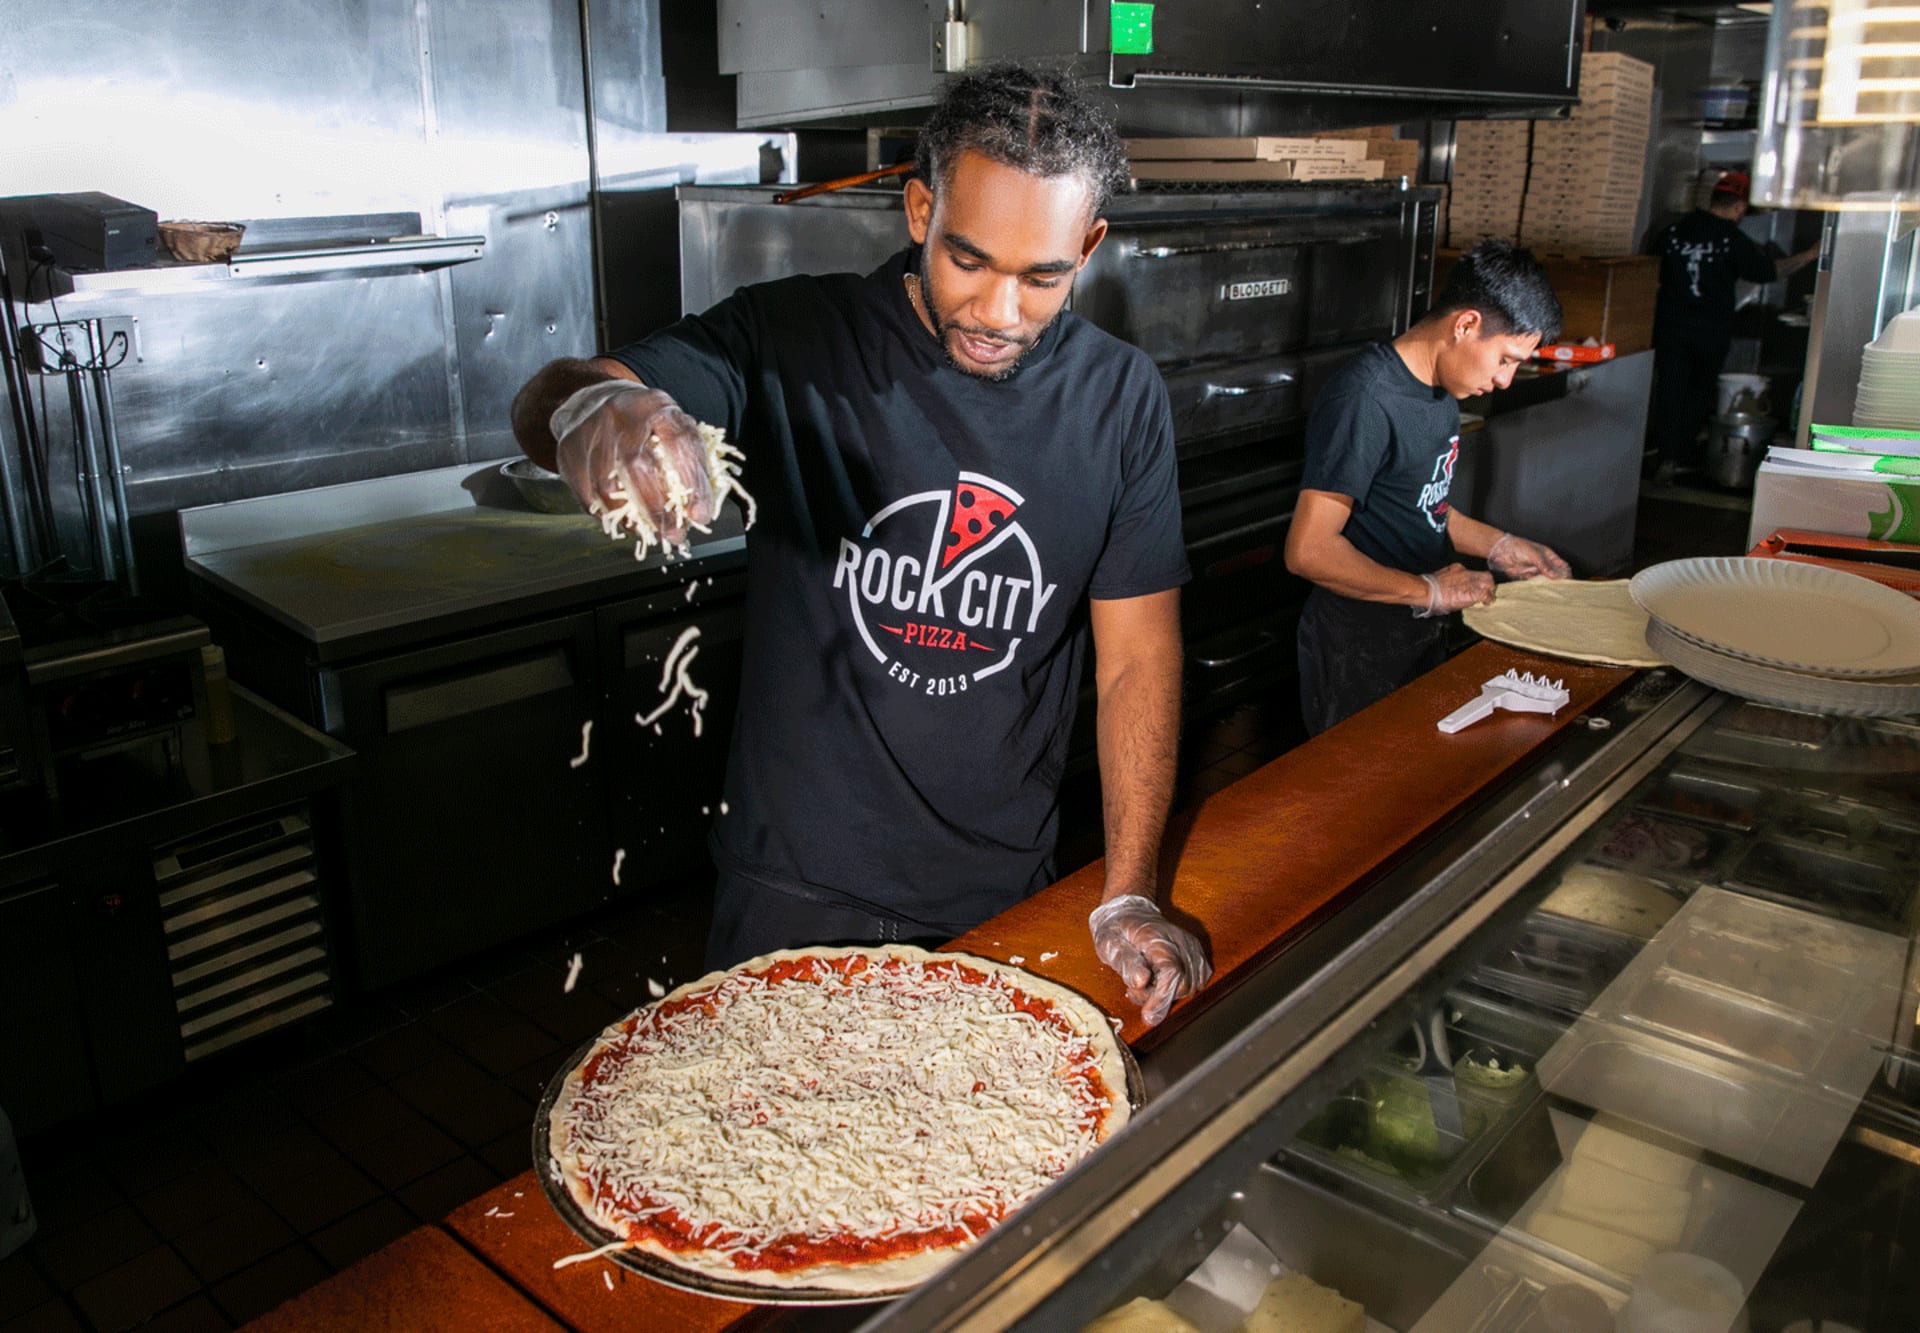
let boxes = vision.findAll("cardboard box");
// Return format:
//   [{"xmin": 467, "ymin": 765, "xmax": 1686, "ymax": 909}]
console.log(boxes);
[
  {"xmin": 1436, "ymin": 251, "xmax": 1655, "ymax": 337},
  {"xmin": 1315, "ymin": 124, "xmax": 1403, "ymax": 141},
  {"xmin": 1748, "ymin": 462, "xmax": 1920, "ymax": 548},
  {"xmin": 1125, "ymin": 136, "xmax": 1366, "ymax": 162},
  {"xmin": 1369, "ymin": 140, "xmax": 1421, "ymax": 180},
  {"xmin": 1128, "ymin": 157, "xmax": 1385, "ymax": 182}
]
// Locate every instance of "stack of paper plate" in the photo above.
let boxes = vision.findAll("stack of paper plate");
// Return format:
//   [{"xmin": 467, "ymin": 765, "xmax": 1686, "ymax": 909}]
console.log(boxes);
[
  {"xmin": 1630, "ymin": 557, "xmax": 1920, "ymax": 716},
  {"xmin": 1855, "ymin": 310, "xmax": 1920, "ymax": 431}
]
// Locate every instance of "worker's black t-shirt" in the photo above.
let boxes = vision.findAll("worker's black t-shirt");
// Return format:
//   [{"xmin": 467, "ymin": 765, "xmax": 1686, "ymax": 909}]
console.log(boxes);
[
  {"xmin": 609, "ymin": 249, "xmax": 1189, "ymax": 933},
  {"xmin": 1652, "ymin": 209, "xmax": 1779, "ymax": 335},
  {"xmin": 1300, "ymin": 341, "xmax": 1460, "ymax": 576}
]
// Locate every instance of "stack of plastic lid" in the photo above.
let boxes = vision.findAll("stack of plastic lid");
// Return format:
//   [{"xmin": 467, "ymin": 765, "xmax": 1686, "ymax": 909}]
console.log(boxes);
[
  {"xmin": 1630, "ymin": 557, "xmax": 1920, "ymax": 716},
  {"xmin": 1855, "ymin": 309, "xmax": 1920, "ymax": 431}
]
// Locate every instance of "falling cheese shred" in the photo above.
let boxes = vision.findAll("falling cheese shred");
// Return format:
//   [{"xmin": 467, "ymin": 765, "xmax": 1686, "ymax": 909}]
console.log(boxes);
[
  {"xmin": 549, "ymin": 951, "xmax": 1122, "ymax": 1283},
  {"xmin": 595, "ymin": 422, "xmax": 755, "ymax": 562}
]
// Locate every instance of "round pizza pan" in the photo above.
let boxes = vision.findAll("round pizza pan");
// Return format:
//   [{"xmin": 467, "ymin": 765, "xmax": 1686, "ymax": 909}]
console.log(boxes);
[{"xmin": 530, "ymin": 974, "xmax": 1146, "ymax": 1306}]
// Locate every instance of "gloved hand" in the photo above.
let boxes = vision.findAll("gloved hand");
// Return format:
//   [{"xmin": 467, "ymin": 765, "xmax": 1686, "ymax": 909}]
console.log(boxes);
[
  {"xmin": 1486, "ymin": 532, "xmax": 1571, "ymax": 581},
  {"xmin": 551, "ymin": 380, "xmax": 717, "ymax": 548},
  {"xmin": 1412, "ymin": 563, "xmax": 1496, "ymax": 618},
  {"xmin": 1089, "ymin": 894, "xmax": 1212, "ymax": 1027}
]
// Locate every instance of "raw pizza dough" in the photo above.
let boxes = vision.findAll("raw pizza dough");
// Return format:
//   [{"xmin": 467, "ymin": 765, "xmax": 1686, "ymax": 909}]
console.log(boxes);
[
  {"xmin": 1463, "ymin": 577, "xmax": 1667, "ymax": 668},
  {"xmin": 546, "ymin": 944, "xmax": 1131, "ymax": 1296}
]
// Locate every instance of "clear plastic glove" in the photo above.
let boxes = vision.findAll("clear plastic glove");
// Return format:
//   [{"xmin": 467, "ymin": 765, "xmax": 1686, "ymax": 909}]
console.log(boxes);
[
  {"xmin": 1412, "ymin": 563, "xmax": 1496, "ymax": 618},
  {"xmin": 550, "ymin": 380, "xmax": 717, "ymax": 548},
  {"xmin": 1486, "ymin": 532, "xmax": 1571, "ymax": 581},
  {"xmin": 1089, "ymin": 894, "xmax": 1212, "ymax": 1027}
]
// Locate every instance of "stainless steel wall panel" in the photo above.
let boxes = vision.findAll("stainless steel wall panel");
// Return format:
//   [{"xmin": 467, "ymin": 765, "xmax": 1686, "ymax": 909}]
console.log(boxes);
[
  {"xmin": 718, "ymin": 0, "xmax": 930, "ymax": 75},
  {"xmin": 0, "ymin": 0, "xmax": 771, "ymax": 569}
]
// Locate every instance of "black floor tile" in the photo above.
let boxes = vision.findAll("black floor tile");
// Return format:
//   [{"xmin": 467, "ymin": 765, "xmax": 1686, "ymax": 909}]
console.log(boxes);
[
  {"xmin": 189, "ymin": 1087, "xmax": 304, "ymax": 1147},
  {"xmin": 422, "ymin": 992, "xmax": 519, "ymax": 1052},
  {"xmin": 99, "ymin": 1127, "xmax": 215, "ymax": 1200},
  {"xmin": 475, "ymin": 1132, "xmax": 534, "ymax": 1184},
  {"xmin": 396, "ymin": 1154, "xmax": 498, "ymax": 1224},
  {"xmin": 172, "ymin": 1197, "xmax": 295, "ymax": 1284},
  {"xmin": 219, "ymin": 1124, "xmax": 336, "ymax": 1197},
  {"xmin": 208, "ymin": 1244, "xmax": 329, "ymax": 1327},
  {"xmin": 346, "ymin": 1021, "xmax": 456, "ymax": 1085},
  {"xmin": 257, "ymin": 1154, "xmax": 379, "ymax": 1236},
  {"xmin": 268, "ymin": 1052, "xmax": 377, "ymax": 1115},
  {"xmin": 0, "ymin": 1259, "xmax": 53, "ymax": 1324},
  {"xmin": 69, "ymin": 1245, "xmax": 197, "ymax": 1333},
  {"xmin": 31, "ymin": 1204, "xmax": 159, "ymax": 1291},
  {"xmin": 349, "ymin": 1114, "xmax": 464, "ymax": 1193},
  {"xmin": 467, "ymin": 1019, "xmax": 560, "ymax": 1078},
  {"xmin": 14, "ymin": 1167, "xmax": 120, "ymax": 1240},
  {"xmin": 308, "ymin": 1198, "xmax": 414, "ymax": 1273},
  {"xmin": 131, "ymin": 1163, "xmax": 259, "ymax": 1238},
  {"xmin": 136, "ymin": 1295, "xmax": 233, "ymax": 1333},
  {"xmin": 0, "ymin": 1299, "xmax": 82, "ymax": 1333},
  {"xmin": 390, "ymin": 1058, "xmax": 532, "ymax": 1151},
  {"xmin": 304, "ymin": 1086, "xmax": 416, "ymax": 1156}
]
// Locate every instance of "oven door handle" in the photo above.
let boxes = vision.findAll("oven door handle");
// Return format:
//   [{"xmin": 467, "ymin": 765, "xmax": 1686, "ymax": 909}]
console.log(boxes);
[
  {"xmin": 1135, "ymin": 234, "xmax": 1364, "ymax": 259},
  {"xmin": 1192, "ymin": 629, "xmax": 1282, "ymax": 670},
  {"xmin": 1202, "ymin": 371, "xmax": 1296, "ymax": 397}
]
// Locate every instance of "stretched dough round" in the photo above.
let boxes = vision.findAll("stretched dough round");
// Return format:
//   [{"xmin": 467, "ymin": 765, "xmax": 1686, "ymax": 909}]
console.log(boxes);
[{"xmin": 1463, "ymin": 577, "xmax": 1667, "ymax": 668}]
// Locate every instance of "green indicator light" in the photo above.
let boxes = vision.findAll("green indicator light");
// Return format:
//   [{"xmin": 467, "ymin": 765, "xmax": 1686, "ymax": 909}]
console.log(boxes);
[{"xmin": 1111, "ymin": 2, "xmax": 1155, "ymax": 56}]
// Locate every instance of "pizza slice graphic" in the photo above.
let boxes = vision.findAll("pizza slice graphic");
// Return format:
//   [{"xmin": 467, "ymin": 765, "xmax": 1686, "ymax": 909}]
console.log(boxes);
[{"xmin": 942, "ymin": 476, "xmax": 1021, "ymax": 569}]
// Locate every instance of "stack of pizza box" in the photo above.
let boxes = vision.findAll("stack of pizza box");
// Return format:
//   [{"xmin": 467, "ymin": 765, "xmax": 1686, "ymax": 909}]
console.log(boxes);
[
  {"xmin": 1317, "ymin": 124, "xmax": 1421, "ymax": 181},
  {"xmin": 1125, "ymin": 137, "xmax": 1385, "ymax": 182},
  {"xmin": 1448, "ymin": 120, "xmax": 1533, "ymax": 246},
  {"xmin": 1520, "ymin": 52, "xmax": 1655, "ymax": 256}
]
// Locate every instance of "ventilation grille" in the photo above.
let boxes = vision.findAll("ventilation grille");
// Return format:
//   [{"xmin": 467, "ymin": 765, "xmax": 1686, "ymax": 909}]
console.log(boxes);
[{"xmin": 154, "ymin": 805, "xmax": 334, "ymax": 1062}]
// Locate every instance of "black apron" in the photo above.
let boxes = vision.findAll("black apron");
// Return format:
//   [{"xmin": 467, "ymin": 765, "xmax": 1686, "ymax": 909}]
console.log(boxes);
[{"xmin": 1296, "ymin": 585, "xmax": 1449, "ymax": 736}]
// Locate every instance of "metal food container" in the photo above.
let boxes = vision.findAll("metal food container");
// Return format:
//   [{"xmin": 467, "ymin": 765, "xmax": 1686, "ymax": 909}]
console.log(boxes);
[
  {"xmin": 1726, "ymin": 836, "xmax": 1912, "ymax": 930},
  {"xmin": 1616, "ymin": 968, "xmax": 1827, "ymax": 1077},
  {"xmin": 1634, "ymin": 765, "xmax": 1767, "ymax": 833}
]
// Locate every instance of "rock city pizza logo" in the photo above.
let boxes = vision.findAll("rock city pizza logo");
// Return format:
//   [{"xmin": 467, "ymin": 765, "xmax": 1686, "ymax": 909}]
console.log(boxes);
[
  {"xmin": 1418, "ymin": 436, "xmax": 1458, "ymax": 534},
  {"xmin": 831, "ymin": 471, "xmax": 1057, "ymax": 697}
]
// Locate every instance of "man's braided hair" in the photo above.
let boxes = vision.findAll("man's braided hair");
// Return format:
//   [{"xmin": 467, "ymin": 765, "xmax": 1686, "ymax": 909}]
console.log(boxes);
[{"xmin": 914, "ymin": 64, "xmax": 1132, "ymax": 217}]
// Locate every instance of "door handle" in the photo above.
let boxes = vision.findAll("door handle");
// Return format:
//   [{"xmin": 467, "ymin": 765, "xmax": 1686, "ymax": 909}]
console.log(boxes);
[
  {"xmin": 1193, "ymin": 629, "xmax": 1281, "ymax": 670},
  {"xmin": 1202, "ymin": 372, "xmax": 1296, "ymax": 397}
]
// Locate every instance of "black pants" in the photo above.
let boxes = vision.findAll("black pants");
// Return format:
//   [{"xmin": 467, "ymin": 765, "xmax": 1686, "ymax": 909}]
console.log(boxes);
[
  {"xmin": 1649, "ymin": 325, "xmax": 1732, "ymax": 471},
  {"xmin": 1296, "ymin": 586, "xmax": 1448, "ymax": 737},
  {"xmin": 703, "ymin": 867, "xmax": 956, "ymax": 971}
]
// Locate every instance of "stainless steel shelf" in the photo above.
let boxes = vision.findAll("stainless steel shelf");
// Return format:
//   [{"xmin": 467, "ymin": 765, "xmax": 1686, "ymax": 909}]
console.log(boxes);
[{"xmin": 42, "ymin": 234, "xmax": 486, "ymax": 300}]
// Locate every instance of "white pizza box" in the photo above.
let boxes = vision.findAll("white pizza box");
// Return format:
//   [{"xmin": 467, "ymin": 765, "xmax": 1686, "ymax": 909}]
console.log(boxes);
[
  {"xmin": 1125, "ymin": 136, "xmax": 1368, "ymax": 162},
  {"xmin": 1748, "ymin": 457, "xmax": 1920, "ymax": 548}
]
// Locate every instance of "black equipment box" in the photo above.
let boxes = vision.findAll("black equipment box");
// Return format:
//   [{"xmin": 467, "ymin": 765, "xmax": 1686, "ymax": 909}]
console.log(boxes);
[{"xmin": 0, "ymin": 193, "xmax": 159, "ymax": 272}]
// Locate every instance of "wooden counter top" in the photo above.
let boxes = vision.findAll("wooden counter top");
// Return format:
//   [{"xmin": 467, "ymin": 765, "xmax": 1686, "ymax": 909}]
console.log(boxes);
[
  {"xmin": 244, "ymin": 641, "xmax": 1633, "ymax": 1331},
  {"xmin": 949, "ymin": 642, "xmax": 1632, "ymax": 1049}
]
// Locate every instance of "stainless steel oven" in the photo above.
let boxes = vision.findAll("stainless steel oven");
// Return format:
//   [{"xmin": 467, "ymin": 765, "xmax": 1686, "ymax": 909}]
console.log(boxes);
[{"xmin": 676, "ymin": 180, "xmax": 1440, "ymax": 725}]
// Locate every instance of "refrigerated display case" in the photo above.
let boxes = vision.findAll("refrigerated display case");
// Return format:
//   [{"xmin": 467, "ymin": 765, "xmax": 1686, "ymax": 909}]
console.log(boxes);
[{"xmin": 860, "ymin": 672, "xmax": 1920, "ymax": 1333}]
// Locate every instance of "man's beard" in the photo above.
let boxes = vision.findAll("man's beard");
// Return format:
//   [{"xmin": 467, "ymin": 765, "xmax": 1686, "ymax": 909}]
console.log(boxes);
[{"xmin": 915, "ymin": 259, "xmax": 1063, "ymax": 383}]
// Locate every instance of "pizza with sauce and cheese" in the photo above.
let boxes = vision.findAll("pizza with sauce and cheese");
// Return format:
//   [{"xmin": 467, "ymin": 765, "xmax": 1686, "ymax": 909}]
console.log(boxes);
[{"xmin": 544, "ymin": 944, "xmax": 1131, "ymax": 1296}]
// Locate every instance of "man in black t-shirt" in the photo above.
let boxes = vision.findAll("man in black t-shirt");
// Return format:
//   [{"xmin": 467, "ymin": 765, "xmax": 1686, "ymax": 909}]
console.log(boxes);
[
  {"xmin": 509, "ymin": 67, "xmax": 1209, "ymax": 1027},
  {"xmin": 1646, "ymin": 171, "xmax": 1819, "ymax": 481},
  {"xmin": 1284, "ymin": 242, "xmax": 1571, "ymax": 736}
]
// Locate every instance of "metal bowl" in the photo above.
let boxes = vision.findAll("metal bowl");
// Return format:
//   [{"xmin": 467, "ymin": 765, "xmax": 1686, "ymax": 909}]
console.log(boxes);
[{"xmin": 499, "ymin": 457, "xmax": 584, "ymax": 515}]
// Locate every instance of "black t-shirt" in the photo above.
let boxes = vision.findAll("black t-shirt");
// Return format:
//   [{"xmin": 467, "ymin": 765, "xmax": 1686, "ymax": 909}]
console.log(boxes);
[
  {"xmin": 1299, "ymin": 341, "xmax": 1460, "ymax": 576},
  {"xmin": 1652, "ymin": 209, "xmax": 1779, "ymax": 335},
  {"xmin": 609, "ymin": 249, "xmax": 1189, "ymax": 932}
]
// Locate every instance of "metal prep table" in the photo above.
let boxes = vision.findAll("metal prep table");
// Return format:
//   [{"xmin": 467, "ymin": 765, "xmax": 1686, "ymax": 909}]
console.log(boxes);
[{"xmin": 180, "ymin": 462, "xmax": 749, "ymax": 989}]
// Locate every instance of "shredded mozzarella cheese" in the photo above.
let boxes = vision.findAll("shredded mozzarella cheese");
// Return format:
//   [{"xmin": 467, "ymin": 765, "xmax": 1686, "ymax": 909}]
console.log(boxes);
[
  {"xmin": 636, "ymin": 627, "xmax": 709, "ymax": 737},
  {"xmin": 554, "ymin": 956, "xmax": 1114, "ymax": 1266},
  {"xmin": 565, "ymin": 953, "xmax": 584, "ymax": 994},
  {"xmin": 595, "ymin": 422, "xmax": 755, "ymax": 561},
  {"xmin": 569, "ymin": 720, "xmax": 593, "ymax": 769}
]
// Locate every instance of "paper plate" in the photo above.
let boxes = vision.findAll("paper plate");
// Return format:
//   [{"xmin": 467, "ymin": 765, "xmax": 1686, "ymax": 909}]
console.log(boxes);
[
  {"xmin": 1646, "ymin": 620, "xmax": 1920, "ymax": 718},
  {"xmin": 1630, "ymin": 557, "xmax": 1920, "ymax": 678}
]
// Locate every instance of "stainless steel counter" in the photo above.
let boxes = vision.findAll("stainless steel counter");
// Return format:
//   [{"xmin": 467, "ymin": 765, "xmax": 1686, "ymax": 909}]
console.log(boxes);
[{"xmin": 180, "ymin": 460, "xmax": 746, "ymax": 662}]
